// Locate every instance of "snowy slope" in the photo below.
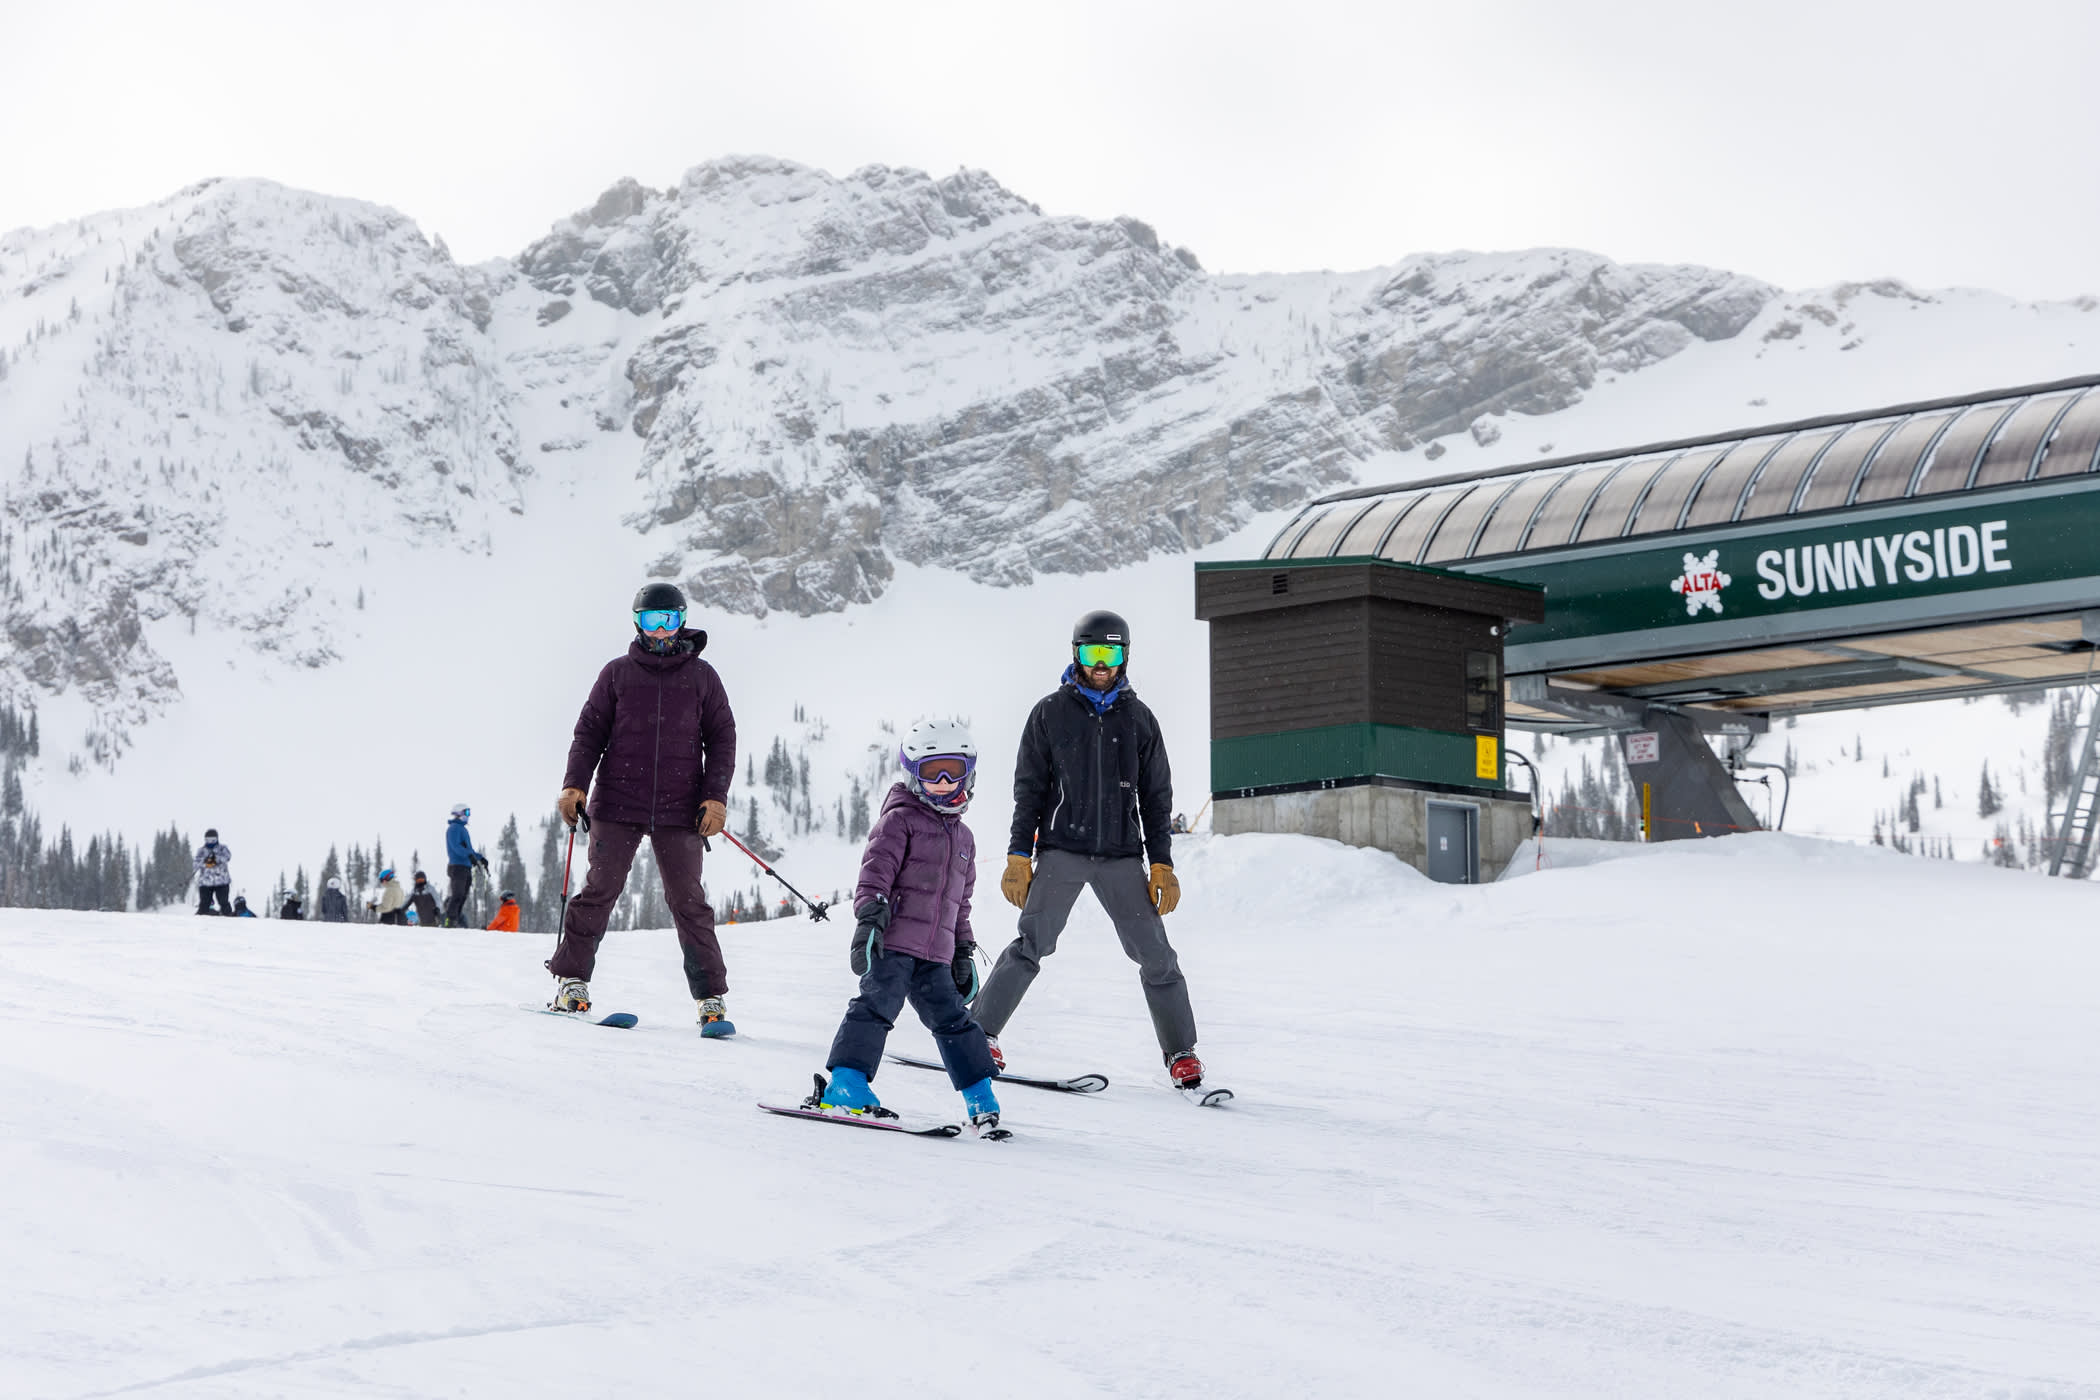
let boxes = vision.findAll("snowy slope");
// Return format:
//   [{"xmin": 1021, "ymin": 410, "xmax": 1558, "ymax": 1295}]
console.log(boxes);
[{"xmin": 9, "ymin": 832, "xmax": 2100, "ymax": 1396}]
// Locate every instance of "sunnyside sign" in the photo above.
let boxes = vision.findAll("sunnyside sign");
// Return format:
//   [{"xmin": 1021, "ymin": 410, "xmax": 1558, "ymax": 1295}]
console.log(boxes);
[{"xmin": 1473, "ymin": 477, "xmax": 2100, "ymax": 661}]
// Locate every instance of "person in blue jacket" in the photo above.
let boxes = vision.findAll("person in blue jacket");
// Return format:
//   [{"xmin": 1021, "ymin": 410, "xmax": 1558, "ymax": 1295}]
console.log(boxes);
[{"xmin": 443, "ymin": 804, "xmax": 489, "ymax": 927}]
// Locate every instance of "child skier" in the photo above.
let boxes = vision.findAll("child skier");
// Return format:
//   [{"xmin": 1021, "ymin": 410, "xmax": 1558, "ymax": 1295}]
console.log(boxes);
[
  {"xmin": 813, "ymin": 718, "xmax": 1002, "ymax": 1134},
  {"xmin": 486, "ymin": 892, "xmax": 522, "ymax": 931},
  {"xmin": 371, "ymin": 868, "xmax": 408, "ymax": 925}
]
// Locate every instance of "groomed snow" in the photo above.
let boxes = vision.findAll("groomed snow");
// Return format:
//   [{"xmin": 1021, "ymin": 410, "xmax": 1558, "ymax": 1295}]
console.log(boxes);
[{"xmin": 10, "ymin": 831, "xmax": 2100, "ymax": 1396}]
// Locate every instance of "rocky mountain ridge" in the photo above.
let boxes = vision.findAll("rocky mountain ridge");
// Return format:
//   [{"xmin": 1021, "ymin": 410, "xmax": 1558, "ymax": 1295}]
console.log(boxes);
[{"xmin": 1, "ymin": 156, "xmax": 2091, "ymax": 764}]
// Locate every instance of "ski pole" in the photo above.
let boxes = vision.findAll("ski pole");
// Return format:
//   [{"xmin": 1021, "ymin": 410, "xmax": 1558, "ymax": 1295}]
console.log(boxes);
[
  {"xmin": 558, "ymin": 809, "xmax": 589, "ymax": 936},
  {"xmin": 710, "ymin": 828, "xmax": 831, "ymax": 921}
]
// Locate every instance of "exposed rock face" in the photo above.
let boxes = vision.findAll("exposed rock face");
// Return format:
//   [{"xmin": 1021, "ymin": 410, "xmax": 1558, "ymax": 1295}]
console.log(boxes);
[
  {"xmin": 0, "ymin": 178, "xmax": 522, "ymax": 758},
  {"xmin": 515, "ymin": 161, "xmax": 1772, "ymax": 613},
  {"xmin": 0, "ymin": 156, "xmax": 1793, "ymax": 754}
]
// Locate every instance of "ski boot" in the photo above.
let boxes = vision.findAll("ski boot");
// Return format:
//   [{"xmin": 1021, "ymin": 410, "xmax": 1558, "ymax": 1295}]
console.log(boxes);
[
  {"xmin": 812, "ymin": 1067, "xmax": 895, "ymax": 1118},
  {"xmin": 1166, "ymin": 1050, "xmax": 1205, "ymax": 1089},
  {"xmin": 696, "ymin": 995, "xmax": 735, "ymax": 1038},
  {"xmin": 985, "ymin": 1035, "xmax": 1006, "ymax": 1072},
  {"xmin": 961, "ymin": 1076, "xmax": 1009, "ymax": 1139},
  {"xmin": 551, "ymin": 977, "xmax": 591, "ymax": 1013}
]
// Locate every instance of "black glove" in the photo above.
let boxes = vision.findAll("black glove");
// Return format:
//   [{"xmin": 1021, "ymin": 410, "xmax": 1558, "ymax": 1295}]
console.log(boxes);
[
  {"xmin": 951, "ymin": 941, "xmax": 978, "ymax": 1000},
  {"xmin": 473, "ymin": 854, "xmax": 490, "ymax": 870},
  {"xmin": 850, "ymin": 895, "xmax": 890, "ymax": 976}
]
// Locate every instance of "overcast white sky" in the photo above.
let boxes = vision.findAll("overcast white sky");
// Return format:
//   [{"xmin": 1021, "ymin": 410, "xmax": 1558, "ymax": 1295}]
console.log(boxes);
[{"xmin": 4, "ymin": 1, "xmax": 2097, "ymax": 298}]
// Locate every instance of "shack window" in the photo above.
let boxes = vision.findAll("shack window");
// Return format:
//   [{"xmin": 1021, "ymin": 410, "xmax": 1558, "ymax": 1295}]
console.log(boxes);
[{"xmin": 1465, "ymin": 651, "xmax": 1501, "ymax": 732}]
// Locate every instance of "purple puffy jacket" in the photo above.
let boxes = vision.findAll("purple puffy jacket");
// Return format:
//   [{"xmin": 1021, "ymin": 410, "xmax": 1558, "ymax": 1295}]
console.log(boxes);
[
  {"xmin": 562, "ymin": 630, "xmax": 737, "ymax": 829},
  {"xmin": 856, "ymin": 782, "xmax": 976, "ymax": 962}
]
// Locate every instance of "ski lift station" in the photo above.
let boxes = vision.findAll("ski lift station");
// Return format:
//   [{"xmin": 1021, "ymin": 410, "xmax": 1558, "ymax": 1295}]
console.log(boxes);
[{"xmin": 1197, "ymin": 374, "xmax": 2100, "ymax": 883}]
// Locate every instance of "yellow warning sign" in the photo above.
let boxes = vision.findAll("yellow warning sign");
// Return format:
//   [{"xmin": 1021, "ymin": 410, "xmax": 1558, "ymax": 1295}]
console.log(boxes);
[{"xmin": 1475, "ymin": 734, "xmax": 1499, "ymax": 781}]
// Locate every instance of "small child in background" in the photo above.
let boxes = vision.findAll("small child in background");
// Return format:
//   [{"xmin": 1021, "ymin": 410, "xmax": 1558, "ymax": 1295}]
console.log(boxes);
[
  {"xmin": 811, "ymin": 719, "xmax": 1003, "ymax": 1135},
  {"xmin": 486, "ymin": 892, "xmax": 522, "ymax": 931}
]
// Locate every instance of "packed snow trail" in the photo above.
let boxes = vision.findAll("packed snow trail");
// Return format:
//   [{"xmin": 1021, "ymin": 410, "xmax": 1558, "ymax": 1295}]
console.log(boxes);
[{"xmin": 8, "ymin": 833, "xmax": 2100, "ymax": 1397}]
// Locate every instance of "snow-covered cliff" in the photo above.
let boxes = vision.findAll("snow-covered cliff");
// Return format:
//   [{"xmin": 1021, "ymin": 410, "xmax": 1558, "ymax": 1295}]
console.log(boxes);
[{"xmin": 2, "ymin": 156, "xmax": 2095, "ymax": 771}]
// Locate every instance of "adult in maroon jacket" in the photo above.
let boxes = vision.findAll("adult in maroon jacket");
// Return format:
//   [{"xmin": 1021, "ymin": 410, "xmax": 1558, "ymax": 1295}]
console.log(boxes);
[{"xmin": 548, "ymin": 583, "xmax": 738, "ymax": 1028}]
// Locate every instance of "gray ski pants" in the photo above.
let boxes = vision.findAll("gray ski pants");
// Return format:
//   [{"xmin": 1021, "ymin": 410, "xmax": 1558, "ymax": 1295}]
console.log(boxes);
[{"xmin": 974, "ymin": 849, "xmax": 1197, "ymax": 1058}]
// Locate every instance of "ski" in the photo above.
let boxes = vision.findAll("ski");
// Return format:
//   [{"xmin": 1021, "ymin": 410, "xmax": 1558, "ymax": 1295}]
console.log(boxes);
[
  {"xmin": 1175, "ymin": 1083, "xmax": 1234, "ymax": 1108},
  {"xmin": 525, "ymin": 1004, "xmax": 639, "ymax": 1029},
  {"xmin": 886, "ymin": 1053, "xmax": 1107, "ymax": 1094},
  {"xmin": 755, "ymin": 1102, "xmax": 961, "ymax": 1137}
]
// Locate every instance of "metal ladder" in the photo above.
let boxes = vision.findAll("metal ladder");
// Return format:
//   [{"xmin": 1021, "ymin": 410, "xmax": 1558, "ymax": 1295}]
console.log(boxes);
[{"xmin": 2048, "ymin": 697, "xmax": 2100, "ymax": 877}]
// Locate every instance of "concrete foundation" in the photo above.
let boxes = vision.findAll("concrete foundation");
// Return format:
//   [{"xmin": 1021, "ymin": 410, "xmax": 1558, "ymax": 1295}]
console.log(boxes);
[{"xmin": 1213, "ymin": 781, "xmax": 1536, "ymax": 883}]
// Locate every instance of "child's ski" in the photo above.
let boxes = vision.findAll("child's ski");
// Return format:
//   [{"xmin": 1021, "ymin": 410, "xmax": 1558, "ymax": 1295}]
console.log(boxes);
[
  {"xmin": 526, "ymin": 1004, "xmax": 639, "ymax": 1029},
  {"xmin": 755, "ymin": 1102, "xmax": 962, "ymax": 1137},
  {"xmin": 1175, "ymin": 1083, "xmax": 1234, "ymax": 1108},
  {"xmin": 887, "ymin": 1053, "xmax": 1107, "ymax": 1094}
]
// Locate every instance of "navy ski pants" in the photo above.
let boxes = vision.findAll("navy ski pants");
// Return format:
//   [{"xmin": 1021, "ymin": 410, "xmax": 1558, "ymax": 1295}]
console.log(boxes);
[{"xmin": 827, "ymin": 952, "xmax": 996, "ymax": 1090}]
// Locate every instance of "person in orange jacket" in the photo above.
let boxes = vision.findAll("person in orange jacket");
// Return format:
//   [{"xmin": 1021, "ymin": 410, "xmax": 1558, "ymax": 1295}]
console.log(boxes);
[{"xmin": 486, "ymin": 891, "xmax": 522, "ymax": 932}]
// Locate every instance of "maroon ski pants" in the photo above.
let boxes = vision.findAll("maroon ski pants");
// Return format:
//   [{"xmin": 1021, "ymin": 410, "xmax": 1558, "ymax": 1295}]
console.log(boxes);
[{"xmin": 546, "ymin": 817, "xmax": 727, "ymax": 998}]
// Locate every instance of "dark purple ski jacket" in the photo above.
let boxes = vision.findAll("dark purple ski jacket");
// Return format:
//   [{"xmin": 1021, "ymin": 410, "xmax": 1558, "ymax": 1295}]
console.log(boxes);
[
  {"xmin": 562, "ymin": 629, "xmax": 737, "ymax": 829},
  {"xmin": 855, "ymin": 782, "xmax": 976, "ymax": 963}
]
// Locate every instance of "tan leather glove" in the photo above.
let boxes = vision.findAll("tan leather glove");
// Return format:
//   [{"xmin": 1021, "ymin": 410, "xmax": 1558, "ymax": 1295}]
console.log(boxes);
[
  {"xmin": 1148, "ymin": 863, "xmax": 1181, "ymax": 915},
  {"xmin": 557, "ymin": 788, "xmax": 587, "ymax": 827},
  {"xmin": 1000, "ymin": 854, "xmax": 1034, "ymax": 909},
  {"xmin": 697, "ymin": 799, "xmax": 728, "ymax": 838}
]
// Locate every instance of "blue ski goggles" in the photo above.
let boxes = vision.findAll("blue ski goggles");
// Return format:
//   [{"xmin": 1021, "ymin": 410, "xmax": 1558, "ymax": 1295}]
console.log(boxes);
[{"xmin": 635, "ymin": 608, "xmax": 685, "ymax": 633}]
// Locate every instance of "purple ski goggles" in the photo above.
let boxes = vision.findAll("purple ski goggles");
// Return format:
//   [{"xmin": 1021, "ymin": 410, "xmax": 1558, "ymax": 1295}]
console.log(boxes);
[{"xmin": 905, "ymin": 752, "xmax": 975, "ymax": 786}]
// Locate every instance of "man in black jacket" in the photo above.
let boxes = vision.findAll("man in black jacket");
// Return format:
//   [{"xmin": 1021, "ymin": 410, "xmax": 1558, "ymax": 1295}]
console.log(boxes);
[{"xmin": 976, "ymin": 610, "xmax": 1204, "ymax": 1086}]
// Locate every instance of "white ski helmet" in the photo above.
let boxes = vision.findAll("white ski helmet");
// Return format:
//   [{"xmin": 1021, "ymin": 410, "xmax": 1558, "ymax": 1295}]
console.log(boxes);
[
  {"xmin": 899, "ymin": 718, "xmax": 977, "ymax": 812},
  {"xmin": 326, "ymin": 877, "xmax": 343, "ymax": 892},
  {"xmin": 450, "ymin": 803, "xmax": 470, "ymax": 821}
]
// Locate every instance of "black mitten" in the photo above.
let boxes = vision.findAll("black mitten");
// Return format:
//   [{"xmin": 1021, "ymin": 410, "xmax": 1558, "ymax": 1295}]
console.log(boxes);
[
  {"xmin": 850, "ymin": 894, "xmax": 890, "ymax": 975},
  {"xmin": 951, "ymin": 941, "xmax": 978, "ymax": 999}
]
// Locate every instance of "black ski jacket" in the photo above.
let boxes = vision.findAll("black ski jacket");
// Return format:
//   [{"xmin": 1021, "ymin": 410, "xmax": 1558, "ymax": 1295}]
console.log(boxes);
[{"xmin": 1008, "ymin": 679, "xmax": 1174, "ymax": 866}]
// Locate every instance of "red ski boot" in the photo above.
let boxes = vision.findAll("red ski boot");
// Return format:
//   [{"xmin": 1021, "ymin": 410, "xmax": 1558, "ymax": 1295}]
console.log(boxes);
[{"xmin": 1167, "ymin": 1050, "xmax": 1204, "ymax": 1089}]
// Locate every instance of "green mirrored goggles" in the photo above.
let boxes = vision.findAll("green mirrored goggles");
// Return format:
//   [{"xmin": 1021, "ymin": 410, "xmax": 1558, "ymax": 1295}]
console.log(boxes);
[{"xmin": 1076, "ymin": 643, "xmax": 1125, "ymax": 669}]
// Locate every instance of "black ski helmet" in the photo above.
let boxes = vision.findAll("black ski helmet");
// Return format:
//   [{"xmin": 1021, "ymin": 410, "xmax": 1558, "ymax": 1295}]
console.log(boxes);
[
  {"xmin": 633, "ymin": 581, "xmax": 687, "ymax": 614},
  {"xmin": 204, "ymin": 827, "xmax": 219, "ymax": 840},
  {"xmin": 1071, "ymin": 610, "xmax": 1130, "ymax": 651}
]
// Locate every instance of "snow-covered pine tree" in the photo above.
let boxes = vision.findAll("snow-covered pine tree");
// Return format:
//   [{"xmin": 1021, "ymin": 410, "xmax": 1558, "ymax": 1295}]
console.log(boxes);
[
  {"xmin": 495, "ymin": 814, "xmax": 530, "ymax": 919},
  {"xmin": 1977, "ymin": 763, "xmax": 2002, "ymax": 818}
]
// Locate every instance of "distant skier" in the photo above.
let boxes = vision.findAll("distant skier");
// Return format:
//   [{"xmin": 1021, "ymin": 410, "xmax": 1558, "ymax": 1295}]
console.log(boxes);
[
  {"xmin": 372, "ymin": 867, "xmax": 408, "ymax": 926},
  {"xmin": 547, "ymin": 582, "xmax": 738, "ymax": 1032},
  {"xmin": 408, "ymin": 870, "xmax": 442, "ymax": 929},
  {"xmin": 279, "ymin": 892, "xmax": 305, "ymax": 920},
  {"xmin": 232, "ymin": 895, "xmax": 256, "ymax": 918},
  {"xmin": 486, "ymin": 891, "xmax": 522, "ymax": 932},
  {"xmin": 443, "ymin": 806, "xmax": 488, "ymax": 927},
  {"xmin": 319, "ymin": 876, "xmax": 350, "ymax": 923},
  {"xmin": 811, "ymin": 719, "xmax": 1001, "ymax": 1133},
  {"xmin": 193, "ymin": 829, "xmax": 233, "ymax": 915},
  {"xmin": 978, "ymin": 610, "xmax": 1205, "ymax": 1087}
]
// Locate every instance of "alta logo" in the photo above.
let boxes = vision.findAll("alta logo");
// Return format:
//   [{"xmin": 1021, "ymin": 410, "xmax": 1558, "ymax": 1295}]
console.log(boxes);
[{"xmin": 1668, "ymin": 550, "xmax": 1731, "ymax": 616}]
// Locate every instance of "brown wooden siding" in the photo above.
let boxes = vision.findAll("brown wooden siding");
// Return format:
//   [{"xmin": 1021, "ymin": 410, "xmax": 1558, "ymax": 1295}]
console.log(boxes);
[
  {"xmin": 1368, "ymin": 599, "xmax": 1499, "ymax": 733},
  {"xmin": 1210, "ymin": 599, "xmax": 1370, "ymax": 739},
  {"xmin": 1196, "ymin": 562, "xmax": 1543, "ymax": 625}
]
